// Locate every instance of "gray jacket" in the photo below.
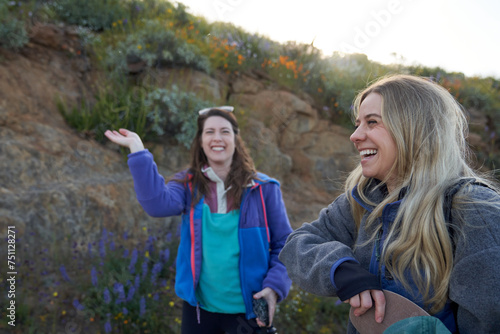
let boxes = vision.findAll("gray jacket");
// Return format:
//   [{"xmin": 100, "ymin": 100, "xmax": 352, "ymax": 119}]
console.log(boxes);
[{"xmin": 279, "ymin": 181, "xmax": 500, "ymax": 333}]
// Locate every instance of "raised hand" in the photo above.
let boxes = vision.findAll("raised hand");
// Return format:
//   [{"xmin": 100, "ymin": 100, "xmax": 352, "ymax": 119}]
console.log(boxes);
[{"xmin": 104, "ymin": 129, "xmax": 145, "ymax": 154}]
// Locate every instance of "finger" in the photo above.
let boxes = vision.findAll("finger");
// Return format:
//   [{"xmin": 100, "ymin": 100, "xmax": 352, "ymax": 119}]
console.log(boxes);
[
  {"xmin": 104, "ymin": 130, "xmax": 121, "ymax": 142},
  {"xmin": 349, "ymin": 294, "xmax": 361, "ymax": 308},
  {"xmin": 268, "ymin": 302, "xmax": 276, "ymax": 326},
  {"xmin": 353, "ymin": 291, "xmax": 373, "ymax": 317},
  {"xmin": 119, "ymin": 128, "xmax": 134, "ymax": 137},
  {"xmin": 256, "ymin": 318, "xmax": 265, "ymax": 327},
  {"xmin": 359, "ymin": 290, "xmax": 373, "ymax": 310},
  {"xmin": 371, "ymin": 290, "xmax": 386, "ymax": 324}
]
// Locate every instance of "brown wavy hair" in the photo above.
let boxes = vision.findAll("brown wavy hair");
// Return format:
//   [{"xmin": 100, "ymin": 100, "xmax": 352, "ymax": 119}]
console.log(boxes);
[{"xmin": 183, "ymin": 109, "xmax": 257, "ymax": 207}]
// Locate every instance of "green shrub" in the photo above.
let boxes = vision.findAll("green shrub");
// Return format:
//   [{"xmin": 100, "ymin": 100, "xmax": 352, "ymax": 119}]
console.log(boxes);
[
  {"xmin": 58, "ymin": 84, "xmax": 152, "ymax": 143},
  {"xmin": 52, "ymin": 0, "xmax": 130, "ymax": 31},
  {"xmin": 144, "ymin": 85, "xmax": 212, "ymax": 147},
  {"xmin": 275, "ymin": 285, "xmax": 349, "ymax": 334},
  {"xmin": 0, "ymin": 2, "xmax": 28, "ymax": 50},
  {"xmin": 102, "ymin": 18, "xmax": 211, "ymax": 76},
  {"xmin": 59, "ymin": 83, "xmax": 212, "ymax": 148},
  {"xmin": 207, "ymin": 22, "xmax": 281, "ymax": 73}
]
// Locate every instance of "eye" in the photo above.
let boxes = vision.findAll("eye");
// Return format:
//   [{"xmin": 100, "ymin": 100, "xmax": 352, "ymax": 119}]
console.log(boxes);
[{"xmin": 368, "ymin": 120, "xmax": 378, "ymax": 125}]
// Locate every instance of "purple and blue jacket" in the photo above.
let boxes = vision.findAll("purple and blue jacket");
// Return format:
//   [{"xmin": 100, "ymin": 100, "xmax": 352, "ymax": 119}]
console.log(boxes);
[{"xmin": 127, "ymin": 149, "xmax": 292, "ymax": 319}]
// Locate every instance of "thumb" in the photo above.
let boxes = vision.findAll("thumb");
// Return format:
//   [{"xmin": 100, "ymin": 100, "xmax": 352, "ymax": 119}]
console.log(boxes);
[
  {"xmin": 253, "ymin": 292, "xmax": 262, "ymax": 299},
  {"xmin": 119, "ymin": 128, "xmax": 130, "ymax": 136}
]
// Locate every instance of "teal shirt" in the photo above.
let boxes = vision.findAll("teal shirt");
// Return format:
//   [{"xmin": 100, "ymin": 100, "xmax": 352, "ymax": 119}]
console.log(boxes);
[{"xmin": 195, "ymin": 204, "xmax": 246, "ymax": 314}]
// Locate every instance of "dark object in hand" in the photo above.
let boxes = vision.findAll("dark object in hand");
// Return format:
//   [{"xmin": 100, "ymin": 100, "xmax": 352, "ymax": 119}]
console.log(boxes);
[
  {"xmin": 256, "ymin": 326, "xmax": 278, "ymax": 334},
  {"xmin": 252, "ymin": 297, "xmax": 269, "ymax": 326}
]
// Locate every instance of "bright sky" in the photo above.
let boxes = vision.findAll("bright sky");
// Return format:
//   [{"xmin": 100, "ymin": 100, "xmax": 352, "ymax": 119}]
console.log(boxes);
[{"xmin": 176, "ymin": 0, "xmax": 500, "ymax": 78}]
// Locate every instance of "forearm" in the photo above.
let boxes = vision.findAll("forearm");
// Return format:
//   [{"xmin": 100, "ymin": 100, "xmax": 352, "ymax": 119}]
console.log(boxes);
[{"xmin": 127, "ymin": 150, "xmax": 185, "ymax": 217}]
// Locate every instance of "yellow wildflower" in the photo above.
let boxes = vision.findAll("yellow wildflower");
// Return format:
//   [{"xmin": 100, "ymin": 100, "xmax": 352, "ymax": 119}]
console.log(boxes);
[{"xmin": 53, "ymin": 292, "xmax": 58, "ymax": 297}]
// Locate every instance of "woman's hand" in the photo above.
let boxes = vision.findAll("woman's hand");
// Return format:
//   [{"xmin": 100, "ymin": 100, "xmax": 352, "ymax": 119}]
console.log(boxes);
[
  {"xmin": 104, "ymin": 129, "xmax": 145, "ymax": 154},
  {"xmin": 253, "ymin": 287, "xmax": 278, "ymax": 327},
  {"xmin": 344, "ymin": 289, "xmax": 386, "ymax": 323}
]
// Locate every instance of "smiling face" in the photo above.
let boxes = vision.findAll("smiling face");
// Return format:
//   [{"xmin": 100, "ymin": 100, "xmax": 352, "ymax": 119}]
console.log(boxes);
[
  {"xmin": 201, "ymin": 116, "xmax": 236, "ymax": 170},
  {"xmin": 350, "ymin": 93, "xmax": 398, "ymax": 191}
]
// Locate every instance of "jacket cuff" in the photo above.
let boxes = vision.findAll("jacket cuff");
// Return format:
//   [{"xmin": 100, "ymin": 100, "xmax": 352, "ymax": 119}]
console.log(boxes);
[
  {"xmin": 330, "ymin": 257, "xmax": 359, "ymax": 289},
  {"xmin": 333, "ymin": 261, "xmax": 382, "ymax": 301}
]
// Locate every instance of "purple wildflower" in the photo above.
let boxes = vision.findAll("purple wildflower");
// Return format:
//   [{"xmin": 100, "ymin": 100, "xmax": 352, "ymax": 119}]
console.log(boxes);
[
  {"xmin": 104, "ymin": 319, "xmax": 112, "ymax": 333},
  {"xmin": 161, "ymin": 248, "xmax": 170, "ymax": 262},
  {"xmin": 166, "ymin": 232, "xmax": 172, "ymax": 242},
  {"xmin": 103, "ymin": 288, "xmax": 111, "ymax": 304},
  {"xmin": 91, "ymin": 267, "xmax": 98, "ymax": 287},
  {"xmin": 151, "ymin": 262, "xmax": 163, "ymax": 285},
  {"xmin": 134, "ymin": 275, "xmax": 140, "ymax": 289},
  {"xmin": 140, "ymin": 296, "xmax": 146, "ymax": 317},
  {"xmin": 141, "ymin": 260, "xmax": 149, "ymax": 279},
  {"xmin": 99, "ymin": 239, "xmax": 106, "ymax": 258},
  {"xmin": 126, "ymin": 285, "xmax": 136, "ymax": 302},
  {"xmin": 109, "ymin": 241, "xmax": 115, "ymax": 251},
  {"xmin": 123, "ymin": 249, "xmax": 129, "ymax": 258},
  {"xmin": 128, "ymin": 248, "xmax": 138, "ymax": 273},
  {"xmin": 59, "ymin": 265, "xmax": 71, "ymax": 282},
  {"xmin": 123, "ymin": 307, "xmax": 129, "ymax": 315},
  {"xmin": 102, "ymin": 228, "xmax": 108, "ymax": 242},
  {"xmin": 146, "ymin": 236, "xmax": 155, "ymax": 254},
  {"xmin": 153, "ymin": 293, "xmax": 159, "ymax": 301},
  {"xmin": 72, "ymin": 299, "xmax": 85, "ymax": 311},
  {"xmin": 123, "ymin": 231, "xmax": 129, "ymax": 240},
  {"xmin": 114, "ymin": 283, "xmax": 126, "ymax": 304}
]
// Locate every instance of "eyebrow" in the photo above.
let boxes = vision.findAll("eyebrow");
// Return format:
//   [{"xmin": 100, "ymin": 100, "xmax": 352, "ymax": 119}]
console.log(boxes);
[{"xmin": 204, "ymin": 126, "xmax": 232, "ymax": 131}]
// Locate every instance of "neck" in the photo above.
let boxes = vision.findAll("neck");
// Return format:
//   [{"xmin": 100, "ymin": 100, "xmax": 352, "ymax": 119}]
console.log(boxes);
[{"xmin": 209, "ymin": 163, "xmax": 231, "ymax": 182}]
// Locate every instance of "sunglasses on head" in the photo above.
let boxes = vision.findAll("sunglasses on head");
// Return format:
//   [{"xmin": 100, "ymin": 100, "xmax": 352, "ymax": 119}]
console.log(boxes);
[{"xmin": 198, "ymin": 106, "xmax": 234, "ymax": 115}]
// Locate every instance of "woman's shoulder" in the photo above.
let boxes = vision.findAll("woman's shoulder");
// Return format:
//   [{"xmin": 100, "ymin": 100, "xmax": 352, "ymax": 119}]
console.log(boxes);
[
  {"xmin": 254, "ymin": 171, "xmax": 280, "ymax": 186},
  {"xmin": 454, "ymin": 178, "xmax": 500, "ymax": 202}
]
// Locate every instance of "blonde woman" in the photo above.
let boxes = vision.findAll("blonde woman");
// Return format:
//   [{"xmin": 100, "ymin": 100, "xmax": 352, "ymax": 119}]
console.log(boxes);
[{"xmin": 279, "ymin": 75, "xmax": 500, "ymax": 333}]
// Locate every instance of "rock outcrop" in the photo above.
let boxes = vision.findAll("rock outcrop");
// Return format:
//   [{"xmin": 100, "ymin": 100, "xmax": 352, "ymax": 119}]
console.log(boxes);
[{"xmin": 0, "ymin": 24, "xmax": 358, "ymax": 253}]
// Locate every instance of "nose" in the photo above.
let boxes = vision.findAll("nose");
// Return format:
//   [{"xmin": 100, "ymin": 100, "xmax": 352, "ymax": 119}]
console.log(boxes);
[
  {"xmin": 350, "ymin": 126, "xmax": 365, "ymax": 143},
  {"xmin": 213, "ymin": 131, "xmax": 222, "ymax": 141}
]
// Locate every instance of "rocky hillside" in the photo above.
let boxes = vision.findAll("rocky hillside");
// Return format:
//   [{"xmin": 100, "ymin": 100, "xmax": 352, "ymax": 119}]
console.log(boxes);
[{"xmin": 0, "ymin": 24, "xmax": 360, "ymax": 251}]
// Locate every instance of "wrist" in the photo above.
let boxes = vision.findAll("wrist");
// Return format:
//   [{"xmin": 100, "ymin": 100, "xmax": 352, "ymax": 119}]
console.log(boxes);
[{"xmin": 129, "ymin": 143, "xmax": 145, "ymax": 154}]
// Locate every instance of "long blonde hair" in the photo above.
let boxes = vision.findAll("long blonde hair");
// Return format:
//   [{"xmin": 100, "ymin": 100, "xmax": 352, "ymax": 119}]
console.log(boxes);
[{"xmin": 345, "ymin": 74, "xmax": 488, "ymax": 312}]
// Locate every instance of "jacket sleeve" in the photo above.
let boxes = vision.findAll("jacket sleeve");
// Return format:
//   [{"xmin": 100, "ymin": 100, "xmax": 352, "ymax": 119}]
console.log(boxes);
[
  {"xmin": 261, "ymin": 182, "xmax": 293, "ymax": 302},
  {"xmin": 279, "ymin": 193, "xmax": 359, "ymax": 297},
  {"xmin": 449, "ymin": 186, "xmax": 500, "ymax": 333},
  {"xmin": 127, "ymin": 149, "xmax": 186, "ymax": 217}
]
